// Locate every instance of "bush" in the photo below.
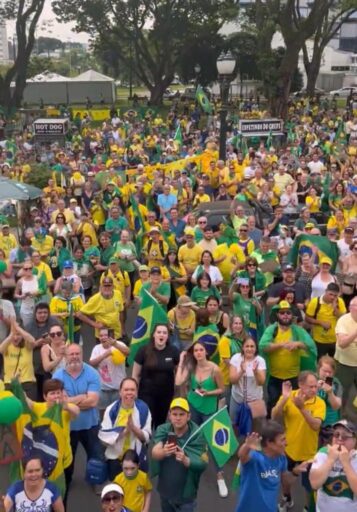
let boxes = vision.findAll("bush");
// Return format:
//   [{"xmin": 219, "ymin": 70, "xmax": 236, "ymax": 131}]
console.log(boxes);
[{"xmin": 25, "ymin": 163, "xmax": 52, "ymax": 189}]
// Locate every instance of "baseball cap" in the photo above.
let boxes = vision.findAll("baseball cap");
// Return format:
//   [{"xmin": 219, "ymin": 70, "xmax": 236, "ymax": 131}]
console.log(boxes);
[
  {"xmin": 101, "ymin": 483, "xmax": 124, "ymax": 500},
  {"xmin": 277, "ymin": 300, "xmax": 291, "ymax": 310},
  {"xmin": 150, "ymin": 266, "xmax": 161, "ymax": 274},
  {"xmin": 149, "ymin": 227, "xmax": 160, "ymax": 234},
  {"xmin": 305, "ymin": 222, "xmax": 315, "ymax": 229},
  {"xmin": 333, "ymin": 419, "xmax": 357, "ymax": 434},
  {"xmin": 320, "ymin": 256, "xmax": 332, "ymax": 266},
  {"xmin": 139, "ymin": 264, "xmax": 150, "ymax": 272},
  {"xmin": 30, "ymin": 206, "xmax": 38, "ymax": 212},
  {"xmin": 185, "ymin": 227, "xmax": 195, "ymax": 237},
  {"xmin": 282, "ymin": 264, "xmax": 295, "ymax": 272},
  {"xmin": 177, "ymin": 295, "xmax": 196, "ymax": 307},
  {"xmin": 69, "ymin": 198, "xmax": 77, "ymax": 203},
  {"xmin": 1, "ymin": 224, "xmax": 9, "ymax": 229},
  {"xmin": 170, "ymin": 397, "xmax": 190, "ymax": 412},
  {"xmin": 87, "ymin": 171, "xmax": 95, "ymax": 176},
  {"xmin": 63, "ymin": 260, "xmax": 74, "ymax": 269},
  {"xmin": 109, "ymin": 258, "xmax": 119, "ymax": 265}
]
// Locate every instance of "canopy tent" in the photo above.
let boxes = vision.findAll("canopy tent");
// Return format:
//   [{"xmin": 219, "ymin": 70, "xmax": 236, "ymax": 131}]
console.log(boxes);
[
  {"xmin": 0, "ymin": 179, "xmax": 43, "ymax": 200},
  {"xmin": 18, "ymin": 69, "xmax": 116, "ymax": 105}
]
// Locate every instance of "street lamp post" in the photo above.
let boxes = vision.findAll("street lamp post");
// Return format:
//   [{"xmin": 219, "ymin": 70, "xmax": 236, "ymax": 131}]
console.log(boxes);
[
  {"xmin": 216, "ymin": 51, "xmax": 236, "ymax": 161},
  {"xmin": 194, "ymin": 63, "xmax": 201, "ymax": 90}
]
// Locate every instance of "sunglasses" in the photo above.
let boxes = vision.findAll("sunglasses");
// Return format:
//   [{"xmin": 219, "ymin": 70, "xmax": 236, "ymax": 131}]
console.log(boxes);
[
  {"xmin": 198, "ymin": 221, "xmax": 207, "ymax": 224},
  {"xmin": 23, "ymin": 267, "xmax": 33, "ymax": 270},
  {"xmin": 278, "ymin": 311, "xmax": 292, "ymax": 315},
  {"xmin": 247, "ymin": 264, "xmax": 256, "ymax": 267},
  {"xmin": 49, "ymin": 331, "xmax": 63, "ymax": 338},
  {"xmin": 333, "ymin": 432, "xmax": 354, "ymax": 441},
  {"xmin": 102, "ymin": 495, "xmax": 121, "ymax": 504},
  {"xmin": 240, "ymin": 229, "xmax": 247, "ymax": 233}
]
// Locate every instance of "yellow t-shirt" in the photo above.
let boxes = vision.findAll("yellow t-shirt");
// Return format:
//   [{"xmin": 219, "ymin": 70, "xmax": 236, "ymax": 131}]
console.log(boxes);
[
  {"xmin": 278, "ymin": 390, "xmax": 326, "ymax": 461},
  {"xmin": 305, "ymin": 196, "xmax": 321, "ymax": 213},
  {"xmin": 143, "ymin": 239, "xmax": 169, "ymax": 267},
  {"xmin": 0, "ymin": 234, "xmax": 18, "ymax": 258},
  {"xmin": 80, "ymin": 290, "xmax": 124, "ymax": 338},
  {"xmin": 4, "ymin": 343, "xmax": 35, "ymax": 384},
  {"xmin": 49, "ymin": 295, "xmax": 84, "ymax": 333},
  {"xmin": 90, "ymin": 204, "xmax": 106, "ymax": 226},
  {"xmin": 178, "ymin": 244, "xmax": 203, "ymax": 273},
  {"xmin": 34, "ymin": 261, "xmax": 53, "ymax": 283},
  {"xmin": 306, "ymin": 297, "xmax": 346, "ymax": 344},
  {"xmin": 218, "ymin": 335, "xmax": 241, "ymax": 386},
  {"xmin": 100, "ymin": 270, "xmax": 130, "ymax": 302},
  {"xmin": 78, "ymin": 221, "xmax": 99, "ymax": 247},
  {"xmin": 31, "ymin": 236, "xmax": 54, "ymax": 256},
  {"xmin": 168, "ymin": 308, "xmax": 195, "ymax": 345},
  {"xmin": 269, "ymin": 327, "xmax": 301, "ymax": 379},
  {"xmin": 213, "ymin": 243, "xmax": 245, "ymax": 283},
  {"xmin": 114, "ymin": 470, "xmax": 152, "ymax": 512},
  {"xmin": 193, "ymin": 194, "xmax": 211, "ymax": 206},
  {"xmin": 115, "ymin": 407, "xmax": 133, "ymax": 454},
  {"xmin": 335, "ymin": 312, "xmax": 357, "ymax": 366},
  {"xmin": 32, "ymin": 401, "xmax": 73, "ymax": 468},
  {"xmin": 133, "ymin": 278, "xmax": 149, "ymax": 298}
]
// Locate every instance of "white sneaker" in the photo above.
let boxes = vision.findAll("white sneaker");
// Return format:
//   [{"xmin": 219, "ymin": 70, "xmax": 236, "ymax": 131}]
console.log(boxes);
[{"xmin": 217, "ymin": 477, "xmax": 228, "ymax": 498}]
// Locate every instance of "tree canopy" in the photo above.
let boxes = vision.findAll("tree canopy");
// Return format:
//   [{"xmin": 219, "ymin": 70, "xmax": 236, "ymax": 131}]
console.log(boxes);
[{"xmin": 52, "ymin": 0, "xmax": 238, "ymax": 104}]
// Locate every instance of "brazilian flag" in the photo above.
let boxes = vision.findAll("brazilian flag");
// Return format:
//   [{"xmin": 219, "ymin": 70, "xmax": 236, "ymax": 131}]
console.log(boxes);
[
  {"xmin": 265, "ymin": 130, "xmax": 273, "ymax": 150},
  {"xmin": 288, "ymin": 234, "xmax": 339, "ymax": 272},
  {"xmin": 130, "ymin": 194, "xmax": 145, "ymax": 254},
  {"xmin": 199, "ymin": 406, "xmax": 238, "ymax": 467},
  {"xmin": 128, "ymin": 289, "xmax": 168, "ymax": 365},
  {"xmin": 193, "ymin": 324, "xmax": 220, "ymax": 364},
  {"xmin": 174, "ymin": 124, "xmax": 183, "ymax": 146},
  {"xmin": 10, "ymin": 380, "xmax": 68, "ymax": 497},
  {"xmin": 196, "ymin": 85, "xmax": 213, "ymax": 114}
]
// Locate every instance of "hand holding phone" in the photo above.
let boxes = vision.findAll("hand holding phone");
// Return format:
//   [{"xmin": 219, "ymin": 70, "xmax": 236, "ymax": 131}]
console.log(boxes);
[{"xmin": 167, "ymin": 432, "xmax": 177, "ymax": 446}]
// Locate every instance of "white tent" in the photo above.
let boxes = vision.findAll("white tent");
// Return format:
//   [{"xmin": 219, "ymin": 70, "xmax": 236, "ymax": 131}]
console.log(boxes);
[
  {"xmin": 71, "ymin": 70, "xmax": 114, "ymax": 82},
  {"xmin": 27, "ymin": 71, "xmax": 68, "ymax": 83}
]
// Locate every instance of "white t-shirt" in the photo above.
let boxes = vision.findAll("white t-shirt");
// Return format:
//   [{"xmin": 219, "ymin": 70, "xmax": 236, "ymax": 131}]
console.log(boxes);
[
  {"xmin": 312, "ymin": 449, "xmax": 357, "ymax": 512},
  {"xmin": 337, "ymin": 238, "xmax": 352, "ymax": 260},
  {"xmin": 90, "ymin": 344, "xmax": 126, "ymax": 390},
  {"xmin": 308, "ymin": 160, "xmax": 325, "ymax": 174},
  {"xmin": 192, "ymin": 264, "xmax": 223, "ymax": 285},
  {"xmin": 230, "ymin": 354, "xmax": 266, "ymax": 403}
]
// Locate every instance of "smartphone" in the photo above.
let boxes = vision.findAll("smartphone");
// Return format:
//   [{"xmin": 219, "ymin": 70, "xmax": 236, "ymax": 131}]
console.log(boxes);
[
  {"xmin": 108, "ymin": 329, "xmax": 115, "ymax": 339},
  {"xmin": 325, "ymin": 377, "xmax": 333, "ymax": 386},
  {"xmin": 167, "ymin": 432, "xmax": 177, "ymax": 446}
]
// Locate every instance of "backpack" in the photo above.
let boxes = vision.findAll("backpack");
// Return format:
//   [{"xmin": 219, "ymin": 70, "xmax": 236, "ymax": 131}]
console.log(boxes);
[{"xmin": 147, "ymin": 238, "xmax": 165, "ymax": 258}]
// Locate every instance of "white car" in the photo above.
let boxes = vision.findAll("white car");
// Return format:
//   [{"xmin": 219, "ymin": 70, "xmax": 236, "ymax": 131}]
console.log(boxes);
[{"xmin": 329, "ymin": 86, "xmax": 357, "ymax": 97}]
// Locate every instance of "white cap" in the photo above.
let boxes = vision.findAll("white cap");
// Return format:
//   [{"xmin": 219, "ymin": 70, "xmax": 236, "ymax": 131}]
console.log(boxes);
[{"xmin": 101, "ymin": 483, "xmax": 124, "ymax": 499}]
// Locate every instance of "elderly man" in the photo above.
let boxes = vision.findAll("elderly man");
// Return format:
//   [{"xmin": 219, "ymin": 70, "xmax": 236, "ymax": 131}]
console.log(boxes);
[
  {"xmin": 157, "ymin": 184, "xmax": 177, "ymax": 219},
  {"xmin": 100, "ymin": 483, "xmax": 132, "ymax": 512},
  {"xmin": 335, "ymin": 296, "xmax": 357, "ymax": 408},
  {"xmin": 53, "ymin": 344, "xmax": 102, "ymax": 495},
  {"xmin": 99, "ymin": 377, "xmax": 152, "ymax": 480}
]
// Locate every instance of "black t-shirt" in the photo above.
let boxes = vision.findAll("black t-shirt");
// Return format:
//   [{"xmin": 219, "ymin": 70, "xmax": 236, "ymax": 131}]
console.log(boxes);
[
  {"xmin": 26, "ymin": 317, "xmax": 62, "ymax": 374},
  {"xmin": 135, "ymin": 344, "xmax": 180, "ymax": 397},
  {"xmin": 267, "ymin": 281, "xmax": 309, "ymax": 305}
]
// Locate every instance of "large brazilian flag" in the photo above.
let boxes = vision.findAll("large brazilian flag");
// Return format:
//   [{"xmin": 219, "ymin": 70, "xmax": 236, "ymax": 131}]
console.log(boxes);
[
  {"xmin": 196, "ymin": 85, "xmax": 213, "ymax": 114},
  {"xmin": 128, "ymin": 289, "xmax": 168, "ymax": 365}
]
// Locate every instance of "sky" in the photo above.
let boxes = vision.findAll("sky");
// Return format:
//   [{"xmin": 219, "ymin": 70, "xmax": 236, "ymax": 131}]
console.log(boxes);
[{"xmin": 7, "ymin": 0, "xmax": 90, "ymax": 44}]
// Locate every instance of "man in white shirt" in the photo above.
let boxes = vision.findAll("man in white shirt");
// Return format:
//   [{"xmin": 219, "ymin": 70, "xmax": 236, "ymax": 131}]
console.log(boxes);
[{"xmin": 308, "ymin": 154, "xmax": 325, "ymax": 175}]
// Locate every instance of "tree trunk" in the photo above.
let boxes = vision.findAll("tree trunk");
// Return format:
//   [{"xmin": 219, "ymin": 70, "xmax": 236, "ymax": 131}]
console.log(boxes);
[
  {"xmin": 306, "ymin": 48, "xmax": 324, "ymax": 97},
  {"xmin": 149, "ymin": 77, "xmax": 173, "ymax": 105},
  {"xmin": 270, "ymin": 42, "xmax": 301, "ymax": 119}
]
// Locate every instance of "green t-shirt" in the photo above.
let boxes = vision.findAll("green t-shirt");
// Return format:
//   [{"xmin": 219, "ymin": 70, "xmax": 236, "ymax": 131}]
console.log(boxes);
[
  {"xmin": 232, "ymin": 293, "xmax": 252, "ymax": 326},
  {"xmin": 105, "ymin": 217, "xmax": 129, "ymax": 243},
  {"xmin": 190, "ymin": 286, "xmax": 221, "ymax": 309},
  {"xmin": 140, "ymin": 281, "xmax": 171, "ymax": 310},
  {"xmin": 113, "ymin": 241, "xmax": 137, "ymax": 272},
  {"xmin": 100, "ymin": 246, "xmax": 116, "ymax": 266}
]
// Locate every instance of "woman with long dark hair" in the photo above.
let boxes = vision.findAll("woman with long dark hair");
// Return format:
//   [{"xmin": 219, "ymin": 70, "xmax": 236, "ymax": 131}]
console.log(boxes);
[
  {"xmin": 190, "ymin": 272, "xmax": 221, "ymax": 309},
  {"xmin": 175, "ymin": 340, "xmax": 227, "ymax": 497},
  {"xmin": 164, "ymin": 249, "xmax": 188, "ymax": 309},
  {"xmin": 132, "ymin": 324, "xmax": 180, "ymax": 428}
]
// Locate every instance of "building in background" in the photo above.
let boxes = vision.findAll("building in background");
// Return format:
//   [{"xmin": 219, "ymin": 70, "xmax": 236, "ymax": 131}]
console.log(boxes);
[{"xmin": 0, "ymin": 20, "xmax": 9, "ymax": 64}]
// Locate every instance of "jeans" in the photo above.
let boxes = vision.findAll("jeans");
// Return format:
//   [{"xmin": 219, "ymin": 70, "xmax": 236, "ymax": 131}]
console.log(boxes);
[
  {"xmin": 160, "ymin": 498, "xmax": 196, "ymax": 512},
  {"xmin": 64, "ymin": 426, "xmax": 103, "ymax": 505},
  {"xmin": 335, "ymin": 361, "xmax": 357, "ymax": 408}
]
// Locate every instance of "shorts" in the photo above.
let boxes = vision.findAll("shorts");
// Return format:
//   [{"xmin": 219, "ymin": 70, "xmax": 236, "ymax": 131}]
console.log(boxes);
[{"xmin": 286, "ymin": 454, "xmax": 312, "ymax": 492}]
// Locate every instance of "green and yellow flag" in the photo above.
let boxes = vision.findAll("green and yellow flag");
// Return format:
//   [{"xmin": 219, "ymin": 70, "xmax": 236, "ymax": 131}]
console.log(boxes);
[
  {"xmin": 174, "ymin": 124, "xmax": 183, "ymax": 146},
  {"xmin": 193, "ymin": 323, "xmax": 220, "ymax": 364},
  {"xmin": 9, "ymin": 380, "xmax": 68, "ymax": 496},
  {"xmin": 196, "ymin": 85, "xmax": 213, "ymax": 114},
  {"xmin": 128, "ymin": 289, "xmax": 168, "ymax": 365},
  {"xmin": 288, "ymin": 234, "xmax": 339, "ymax": 272},
  {"xmin": 183, "ymin": 406, "xmax": 238, "ymax": 467}
]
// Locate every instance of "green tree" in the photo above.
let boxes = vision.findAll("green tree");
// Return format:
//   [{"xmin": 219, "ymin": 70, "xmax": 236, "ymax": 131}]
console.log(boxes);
[
  {"xmin": 35, "ymin": 36, "xmax": 64, "ymax": 56},
  {"xmin": 53, "ymin": 0, "xmax": 238, "ymax": 104},
  {"xmin": 0, "ymin": 0, "xmax": 46, "ymax": 115},
  {"xmin": 302, "ymin": 0, "xmax": 357, "ymax": 96}
]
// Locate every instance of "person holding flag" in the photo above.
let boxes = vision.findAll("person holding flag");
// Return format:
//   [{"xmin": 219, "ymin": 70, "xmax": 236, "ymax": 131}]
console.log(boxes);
[
  {"xmin": 151, "ymin": 397, "xmax": 208, "ymax": 512},
  {"xmin": 175, "ymin": 341, "xmax": 227, "ymax": 497}
]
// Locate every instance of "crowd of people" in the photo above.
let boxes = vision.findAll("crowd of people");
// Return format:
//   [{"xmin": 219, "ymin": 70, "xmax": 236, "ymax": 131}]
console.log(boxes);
[{"xmin": 1, "ymin": 95, "xmax": 357, "ymax": 512}]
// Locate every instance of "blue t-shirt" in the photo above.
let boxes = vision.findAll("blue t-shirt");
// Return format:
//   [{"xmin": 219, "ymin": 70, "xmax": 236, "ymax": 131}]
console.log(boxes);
[
  {"xmin": 53, "ymin": 363, "xmax": 100, "ymax": 431},
  {"xmin": 236, "ymin": 450, "xmax": 287, "ymax": 512},
  {"xmin": 7, "ymin": 480, "xmax": 60, "ymax": 512}
]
